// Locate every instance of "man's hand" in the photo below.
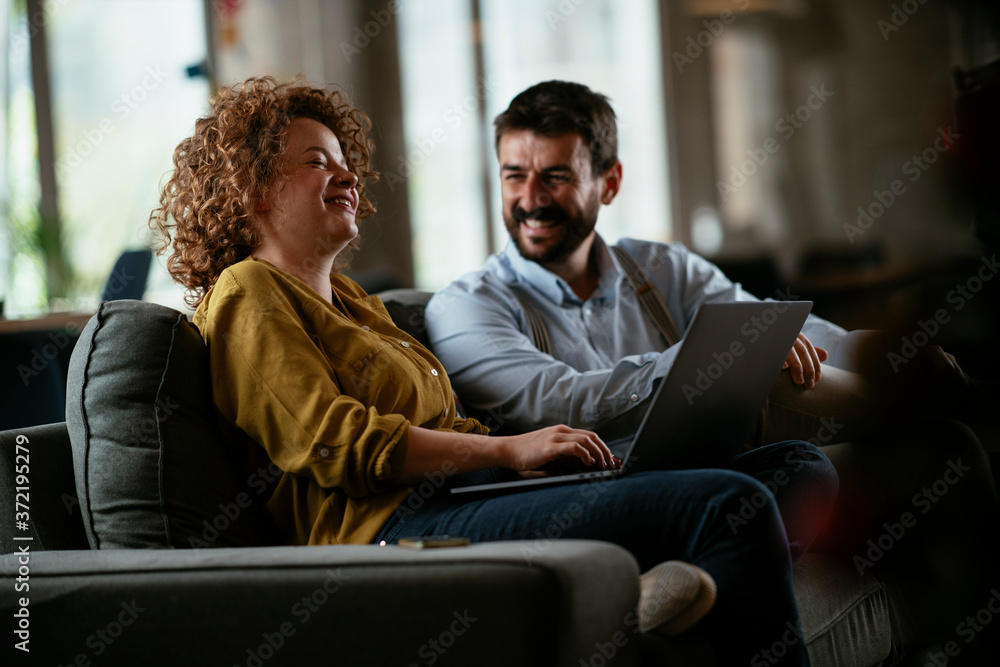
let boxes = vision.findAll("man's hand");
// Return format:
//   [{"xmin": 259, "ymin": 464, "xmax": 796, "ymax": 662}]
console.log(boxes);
[{"xmin": 782, "ymin": 332, "xmax": 828, "ymax": 389}]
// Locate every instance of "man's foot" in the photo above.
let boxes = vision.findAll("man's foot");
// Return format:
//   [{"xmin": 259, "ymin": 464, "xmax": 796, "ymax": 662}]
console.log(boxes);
[{"xmin": 638, "ymin": 561, "xmax": 718, "ymax": 635}]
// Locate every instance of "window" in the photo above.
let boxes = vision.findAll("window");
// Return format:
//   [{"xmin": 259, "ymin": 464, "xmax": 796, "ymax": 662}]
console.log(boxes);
[
  {"xmin": 397, "ymin": 0, "xmax": 671, "ymax": 290},
  {"xmin": 1, "ymin": 0, "xmax": 210, "ymax": 318},
  {"xmin": 1, "ymin": 0, "xmax": 45, "ymax": 317}
]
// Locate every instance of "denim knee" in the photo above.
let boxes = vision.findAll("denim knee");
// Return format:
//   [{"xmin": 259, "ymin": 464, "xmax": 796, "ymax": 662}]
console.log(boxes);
[
  {"xmin": 785, "ymin": 441, "xmax": 839, "ymax": 492},
  {"xmin": 705, "ymin": 470, "xmax": 786, "ymax": 540},
  {"xmin": 738, "ymin": 440, "xmax": 839, "ymax": 499},
  {"xmin": 766, "ymin": 439, "xmax": 836, "ymax": 469}
]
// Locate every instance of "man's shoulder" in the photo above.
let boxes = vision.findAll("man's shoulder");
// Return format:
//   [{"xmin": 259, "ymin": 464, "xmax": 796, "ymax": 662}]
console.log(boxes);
[
  {"xmin": 432, "ymin": 253, "xmax": 521, "ymax": 302},
  {"xmin": 609, "ymin": 237, "xmax": 694, "ymax": 275},
  {"xmin": 426, "ymin": 257, "xmax": 531, "ymax": 337},
  {"xmin": 612, "ymin": 237, "xmax": 689, "ymax": 259}
]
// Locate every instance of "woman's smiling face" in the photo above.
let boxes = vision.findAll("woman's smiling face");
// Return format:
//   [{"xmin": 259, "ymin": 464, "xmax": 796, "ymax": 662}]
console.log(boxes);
[{"xmin": 256, "ymin": 117, "xmax": 361, "ymax": 265}]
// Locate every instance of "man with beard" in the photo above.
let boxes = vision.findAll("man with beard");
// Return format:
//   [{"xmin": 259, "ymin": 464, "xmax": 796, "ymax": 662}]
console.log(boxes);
[
  {"xmin": 425, "ymin": 80, "xmax": 1000, "ymax": 665},
  {"xmin": 425, "ymin": 79, "xmax": 862, "ymax": 443}
]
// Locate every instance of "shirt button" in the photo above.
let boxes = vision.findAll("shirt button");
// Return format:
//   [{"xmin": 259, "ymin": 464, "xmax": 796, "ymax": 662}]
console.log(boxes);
[
  {"xmin": 362, "ymin": 325, "xmax": 370, "ymax": 331},
  {"xmin": 400, "ymin": 341, "xmax": 410, "ymax": 348},
  {"xmin": 630, "ymin": 393, "xmax": 639, "ymax": 402},
  {"xmin": 431, "ymin": 369, "xmax": 438, "ymax": 376}
]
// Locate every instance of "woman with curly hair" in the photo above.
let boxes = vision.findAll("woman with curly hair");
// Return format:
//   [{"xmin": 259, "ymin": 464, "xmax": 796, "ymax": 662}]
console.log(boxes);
[
  {"xmin": 151, "ymin": 76, "xmax": 828, "ymax": 666},
  {"xmin": 151, "ymin": 76, "xmax": 377, "ymax": 305}
]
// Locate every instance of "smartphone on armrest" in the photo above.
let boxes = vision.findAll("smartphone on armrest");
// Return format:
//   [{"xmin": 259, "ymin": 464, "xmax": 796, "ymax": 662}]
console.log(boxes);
[{"xmin": 398, "ymin": 535, "xmax": 470, "ymax": 549}]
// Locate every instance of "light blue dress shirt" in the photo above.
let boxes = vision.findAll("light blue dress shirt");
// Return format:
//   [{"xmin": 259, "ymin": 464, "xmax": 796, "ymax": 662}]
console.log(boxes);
[{"xmin": 425, "ymin": 235, "xmax": 849, "ymax": 435}]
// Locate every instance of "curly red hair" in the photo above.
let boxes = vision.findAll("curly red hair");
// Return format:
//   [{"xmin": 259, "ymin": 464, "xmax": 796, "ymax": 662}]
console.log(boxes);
[{"xmin": 149, "ymin": 76, "xmax": 377, "ymax": 307}]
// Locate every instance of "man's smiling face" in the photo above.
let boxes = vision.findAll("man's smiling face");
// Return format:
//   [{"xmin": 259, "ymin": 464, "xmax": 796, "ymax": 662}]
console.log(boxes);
[{"xmin": 498, "ymin": 130, "xmax": 606, "ymax": 266}]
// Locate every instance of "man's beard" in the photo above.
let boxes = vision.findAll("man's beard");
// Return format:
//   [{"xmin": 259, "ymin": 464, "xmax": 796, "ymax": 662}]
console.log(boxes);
[{"xmin": 504, "ymin": 203, "xmax": 597, "ymax": 265}]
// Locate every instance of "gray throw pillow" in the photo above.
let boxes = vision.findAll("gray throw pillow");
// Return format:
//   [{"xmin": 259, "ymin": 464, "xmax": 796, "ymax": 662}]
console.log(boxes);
[{"xmin": 66, "ymin": 299, "xmax": 278, "ymax": 549}]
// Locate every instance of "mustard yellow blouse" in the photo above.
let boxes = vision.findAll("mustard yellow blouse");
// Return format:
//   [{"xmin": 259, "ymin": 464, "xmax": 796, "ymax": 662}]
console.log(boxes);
[{"xmin": 193, "ymin": 257, "xmax": 487, "ymax": 545}]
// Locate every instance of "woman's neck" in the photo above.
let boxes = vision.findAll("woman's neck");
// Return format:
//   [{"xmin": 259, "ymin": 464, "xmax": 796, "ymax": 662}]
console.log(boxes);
[{"xmin": 251, "ymin": 249, "xmax": 335, "ymax": 303}]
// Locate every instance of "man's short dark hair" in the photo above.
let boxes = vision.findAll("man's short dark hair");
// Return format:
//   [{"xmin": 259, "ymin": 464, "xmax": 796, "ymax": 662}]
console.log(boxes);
[{"xmin": 493, "ymin": 80, "xmax": 618, "ymax": 176}]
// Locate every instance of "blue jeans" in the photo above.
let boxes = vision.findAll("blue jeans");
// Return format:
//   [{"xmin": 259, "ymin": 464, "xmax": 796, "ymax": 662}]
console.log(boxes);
[{"xmin": 377, "ymin": 441, "xmax": 837, "ymax": 666}]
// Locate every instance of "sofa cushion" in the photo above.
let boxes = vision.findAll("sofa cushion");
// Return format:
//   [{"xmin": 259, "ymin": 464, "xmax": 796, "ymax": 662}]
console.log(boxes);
[
  {"xmin": 66, "ymin": 299, "xmax": 278, "ymax": 549},
  {"xmin": 378, "ymin": 288, "xmax": 433, "ymax": 349},
  {"xmin": 0, "ymin": 422, "xmax": 89, "ymax": 553},
  {"xmin": 0, "ymin": 541, "xmax": 639, "ymax": 667},
  {"xmin": 793, "ymin": 553, "xmax": 891, "ymax": 666}
]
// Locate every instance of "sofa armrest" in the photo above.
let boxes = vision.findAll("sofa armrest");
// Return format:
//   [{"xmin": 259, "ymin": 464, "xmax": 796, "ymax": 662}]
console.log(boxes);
[
  {"xmin": 0, "ymin": 423, "xmax": 89, "ymax": 554},
  {"xmin": 1, "ymin": 540, "xmax": 640, "ymax": 667}
]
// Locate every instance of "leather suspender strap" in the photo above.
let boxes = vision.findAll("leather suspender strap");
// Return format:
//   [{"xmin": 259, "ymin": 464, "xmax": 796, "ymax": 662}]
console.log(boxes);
[
  {"xmin": 508, "ymin": 245, "xmax": 681, "ymax": 354},
  {"xmin": 510, "ymin": 287, "xmax": 553, "ymax": 355},
  {"xmin": 610, "ymin": 245, "xmax": 682, "ymax": 348}
]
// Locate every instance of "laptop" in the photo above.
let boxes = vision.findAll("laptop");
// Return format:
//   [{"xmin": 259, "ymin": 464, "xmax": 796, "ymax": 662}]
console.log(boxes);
[{"xmin": 450, "ymin": 300, "xmax": 813, "ymax": 494}]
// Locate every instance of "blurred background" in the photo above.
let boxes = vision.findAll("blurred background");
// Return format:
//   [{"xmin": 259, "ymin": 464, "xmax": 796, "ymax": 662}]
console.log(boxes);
[{"xmin": 2, "ymin": 0, "xmax": 999, "ymax": 428}]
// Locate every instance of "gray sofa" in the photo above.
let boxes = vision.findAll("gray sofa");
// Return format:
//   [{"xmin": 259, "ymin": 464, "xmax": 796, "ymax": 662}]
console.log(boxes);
[{"xmin": 0, "ymin": 295, "xmax": 899, "ymax": 666}]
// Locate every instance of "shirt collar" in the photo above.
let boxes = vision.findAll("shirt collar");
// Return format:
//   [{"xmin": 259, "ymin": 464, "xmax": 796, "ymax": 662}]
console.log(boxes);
[{"xmin": 502, "ymin": 234, "xmax": 624, "ymax": 306}]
